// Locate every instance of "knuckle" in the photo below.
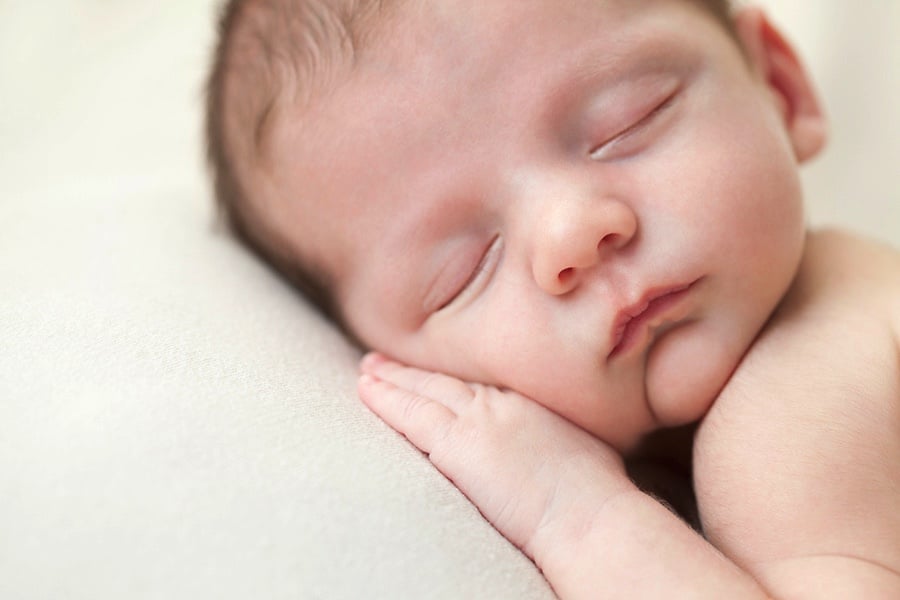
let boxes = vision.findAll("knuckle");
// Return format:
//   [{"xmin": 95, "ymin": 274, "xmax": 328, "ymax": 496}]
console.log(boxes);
[
  {"xmin": 416, "ymin": 371, "xmax": 444, "ymax": 398},
  {"xmin": 398, "ymin": 388, "xmax": 425, "ymax": 423}
]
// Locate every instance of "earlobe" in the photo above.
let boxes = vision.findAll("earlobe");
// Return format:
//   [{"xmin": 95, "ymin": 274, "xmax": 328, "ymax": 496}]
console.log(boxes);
[{"xmin": 733, "ymin": 8, "xmax": 828, "ymax": 162}]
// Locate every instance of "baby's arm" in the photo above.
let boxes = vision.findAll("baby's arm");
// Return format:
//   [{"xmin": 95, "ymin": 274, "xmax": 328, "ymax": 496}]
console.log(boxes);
[
  {"xmin": 358, "ymin": 354, "xmax": 767, "ymax": 599},
  {"xmin": 694, "ymin": 230, "xmax": 900, "ymax": 598}
]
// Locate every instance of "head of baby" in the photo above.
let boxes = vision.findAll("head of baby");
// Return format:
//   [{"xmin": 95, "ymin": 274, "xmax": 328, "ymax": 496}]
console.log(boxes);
[{"xmin": 207, "ymin": 0, "xmax": 826, "ymax": 451}]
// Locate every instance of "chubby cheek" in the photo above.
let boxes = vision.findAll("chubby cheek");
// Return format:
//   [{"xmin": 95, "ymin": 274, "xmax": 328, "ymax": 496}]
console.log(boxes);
[
  {"xmin": 422, "ymin": 289, "xmax": 590, "ymax": 399},
  {"xmin": 721, "ymin": 153, "xmax": 805, "ymax": 298},
  {"xmin": 645, "ymin": 117, "xmax": 806, "ymax": 425},
  {"xmin": 679, "ymin": 102, "xmax": 804, "ymax": 279},
  {"xmin": 424, "ymin": 291, "xmax": 650, "ymax": 447},
  {"xmin": 425, "ymin": 300, "xmax": 561, "ymax": 387}
]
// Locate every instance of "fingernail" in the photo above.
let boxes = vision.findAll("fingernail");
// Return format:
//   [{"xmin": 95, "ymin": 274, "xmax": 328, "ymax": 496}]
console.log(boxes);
[
  {"xmin": 359, "ymin": 373, "xmax": 377, "ymax": 387},
  {"xmin": 360, "ymin": 352, "xmax": 386, "ymax": 372}
]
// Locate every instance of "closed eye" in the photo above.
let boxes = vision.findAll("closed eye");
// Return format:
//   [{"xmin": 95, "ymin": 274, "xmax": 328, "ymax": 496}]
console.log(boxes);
[
  {"xmin": 589, "ymin": 88, "xmax": 680, "ymax": 161},
  {"xmin": 435, "ymin": 234, "xmax": 503, "ymax": 312}
]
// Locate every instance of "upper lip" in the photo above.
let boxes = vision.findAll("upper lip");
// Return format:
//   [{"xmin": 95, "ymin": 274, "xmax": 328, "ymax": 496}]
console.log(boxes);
[{"xmin": 608, "ymin": 280, "xmax": 697, "ymax": 357}]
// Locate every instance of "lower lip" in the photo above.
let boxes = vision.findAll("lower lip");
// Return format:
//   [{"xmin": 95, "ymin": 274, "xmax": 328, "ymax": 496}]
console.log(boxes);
[{"xmin": 609, "ymin": 284, "xmax": 696, "ymax": 360}]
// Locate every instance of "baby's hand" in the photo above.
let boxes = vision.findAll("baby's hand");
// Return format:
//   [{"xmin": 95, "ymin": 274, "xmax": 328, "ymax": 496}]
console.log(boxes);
[{"xmin": 358, "ymin": 353, "xmax": 632, "ymax": 561}]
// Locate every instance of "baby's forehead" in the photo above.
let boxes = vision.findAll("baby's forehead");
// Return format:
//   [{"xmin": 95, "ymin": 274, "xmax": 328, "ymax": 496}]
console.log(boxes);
[{"xmin": 276, "ymin": 3, "xmax": 701, "ymax": 197}]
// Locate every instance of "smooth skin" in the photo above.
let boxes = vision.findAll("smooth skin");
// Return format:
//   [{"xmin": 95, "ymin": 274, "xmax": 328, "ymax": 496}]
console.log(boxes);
[{"xmin": 255, "ymin": 0, "xmax": 900, "ymax": 596}]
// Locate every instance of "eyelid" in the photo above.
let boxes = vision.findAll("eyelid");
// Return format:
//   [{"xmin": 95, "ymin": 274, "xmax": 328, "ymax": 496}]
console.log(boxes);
[
  {"xmin": 588, "ymin": 86, "xmax": 680, "ymax": 161},
  {"xmin": 436, "ymin": 234, "xmax": 503, "ymax": 312}
]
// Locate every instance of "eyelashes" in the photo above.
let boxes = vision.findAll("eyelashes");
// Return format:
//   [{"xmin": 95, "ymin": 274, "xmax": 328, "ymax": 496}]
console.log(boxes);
[
  {"xmin": 588, "ymin": 86, "xmax": 680, "ymax": 161},
  {"xmin": 436, "ymin": 234, "xmax": 503, "ymax": 312}
]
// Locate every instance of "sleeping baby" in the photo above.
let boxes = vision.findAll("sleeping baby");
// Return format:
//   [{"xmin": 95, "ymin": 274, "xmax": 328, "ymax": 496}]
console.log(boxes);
[{"xmin": 205, "ymin": 0, "xmax": 900, "ymax": 597}]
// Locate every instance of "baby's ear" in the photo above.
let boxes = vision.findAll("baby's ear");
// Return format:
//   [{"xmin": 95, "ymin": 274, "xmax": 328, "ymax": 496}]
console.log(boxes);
[{"xmin": 734, "ymin": 7, "xmax": 827, "ymax": 162}]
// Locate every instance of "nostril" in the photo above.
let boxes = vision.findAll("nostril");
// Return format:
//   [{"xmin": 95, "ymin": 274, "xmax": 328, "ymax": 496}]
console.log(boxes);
[
  {"xmin": 558, "ymin": 267, "xmax": 575, "ymax": 285},
  {"xmin": 599, "ymin": 233, "xmax": 622, "ymax": 250}
]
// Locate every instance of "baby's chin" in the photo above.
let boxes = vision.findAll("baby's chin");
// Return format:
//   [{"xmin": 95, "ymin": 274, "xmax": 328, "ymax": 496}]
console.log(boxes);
[{"xmin": 644, "ymin": 323, "xmax": 744, "ymax": 429}]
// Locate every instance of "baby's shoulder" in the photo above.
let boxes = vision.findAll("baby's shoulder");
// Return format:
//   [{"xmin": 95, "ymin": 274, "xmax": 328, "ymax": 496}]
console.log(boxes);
[
  {"xmin": 694, "ymin": 228, "xmax": 900, "ymax": 571},
  {"xmin": 698, "ymin": 228, "xmax": 900, "ymax": 459},
  {"xmin": 754, "ymin": 228, "xmax": 900, "ymax": 368},
  {"xmin": 796, "ymin": 228, "xmax": 900, "ymax": 333},
  {"xmin": 723, "ymin": 228, "xmax": 900, "ymax": 400}
]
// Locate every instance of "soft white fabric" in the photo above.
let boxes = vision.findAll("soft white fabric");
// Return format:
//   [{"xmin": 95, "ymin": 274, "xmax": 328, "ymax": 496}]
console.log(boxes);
[{"xmin": 1, "ymin": 2, "xmax": 897, "ymax": 599}]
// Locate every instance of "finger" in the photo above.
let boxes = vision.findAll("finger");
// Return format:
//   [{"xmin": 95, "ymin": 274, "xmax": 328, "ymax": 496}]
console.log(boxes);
[
  {"xmin": 358, "ymin": 373, "xmax": 454, "ymax": 455},
  {"xmin": 360, "ymin": 353, "xmax": 473, "ymax": 413}
]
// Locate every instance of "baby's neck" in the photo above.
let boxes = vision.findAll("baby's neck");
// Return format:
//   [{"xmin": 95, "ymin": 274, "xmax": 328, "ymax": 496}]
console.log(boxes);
[{"xmin": 627, "ymin": 422, "xmax": 697, "ymax": 468}]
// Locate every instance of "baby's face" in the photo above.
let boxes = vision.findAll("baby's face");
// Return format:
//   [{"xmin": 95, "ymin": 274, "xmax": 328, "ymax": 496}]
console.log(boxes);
[{"xmin": 266, "ymin": 0, "xmax": 822, "ymax": 450}]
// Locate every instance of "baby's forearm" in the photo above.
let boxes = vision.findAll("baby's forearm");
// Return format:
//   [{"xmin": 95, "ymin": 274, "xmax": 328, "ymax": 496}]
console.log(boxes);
[{"xmin": 530, "ymin": 487, "xmax": 769, "ymax": 599}]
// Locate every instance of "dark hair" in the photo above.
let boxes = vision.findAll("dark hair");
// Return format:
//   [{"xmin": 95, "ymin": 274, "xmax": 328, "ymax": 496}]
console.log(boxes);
[
  {"xmin": 206, "ymin": 0, "xmax": 386, "ymax": 324},
  {"xmin": 695, "ymin": 0, "xmax": 736, "ymax": 38},
  {"xmin": 205, "ymin": 0, "xmax": 734, "ymax": 326}
]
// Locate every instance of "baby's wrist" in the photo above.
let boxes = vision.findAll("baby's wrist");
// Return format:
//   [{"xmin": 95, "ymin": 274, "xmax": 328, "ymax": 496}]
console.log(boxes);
[{"xmin": 525, "ymin": 474, "xmax": 638, "ymax": 569}]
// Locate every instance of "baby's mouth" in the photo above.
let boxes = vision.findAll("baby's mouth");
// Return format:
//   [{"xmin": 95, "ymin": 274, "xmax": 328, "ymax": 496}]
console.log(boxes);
[{"xmin": 608, "ymin": 280, "xmax": 698, "ymax": 360}]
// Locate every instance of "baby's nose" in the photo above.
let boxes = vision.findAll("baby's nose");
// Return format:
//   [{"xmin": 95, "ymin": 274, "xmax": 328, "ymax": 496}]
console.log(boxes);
[{"xmin": 531, "ymin": 198, "xmax": 637, "ymax": 296}]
